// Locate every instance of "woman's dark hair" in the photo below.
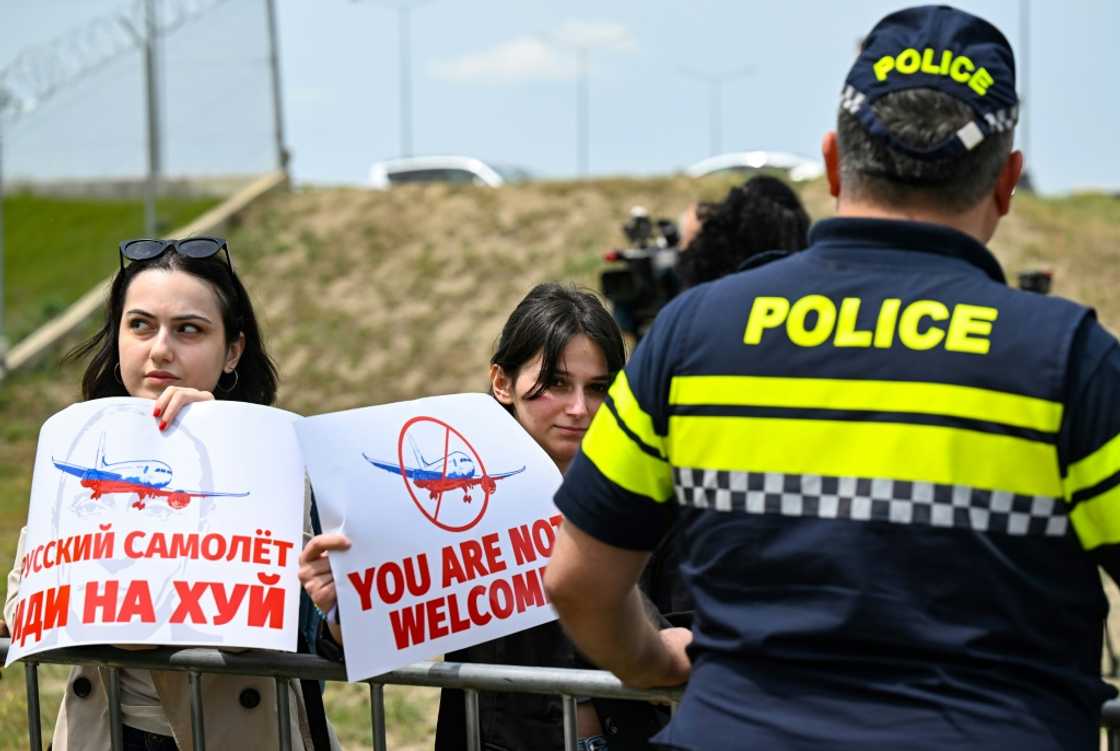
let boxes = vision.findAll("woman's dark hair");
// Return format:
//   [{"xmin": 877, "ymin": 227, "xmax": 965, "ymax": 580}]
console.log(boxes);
[
  {"xmin": 677, "ymin": 175, "xmax": 810, "ymax": 288},
  {"xmin": 491, "ymin": 283, "xmax": 625, "ymax": 403},
  {"xmin": 67, "ymin": 248, "xmax": 278, "ymax": 405}
]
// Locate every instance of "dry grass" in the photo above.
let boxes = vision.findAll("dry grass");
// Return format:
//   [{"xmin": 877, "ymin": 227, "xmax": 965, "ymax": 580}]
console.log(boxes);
[
  {"xmin": 324, "ymin": 682, "xmax": 439, "ymax": 750},
  {"xmin": 236, "ymin": 175, "xmax": 764, "ymax": 414}
]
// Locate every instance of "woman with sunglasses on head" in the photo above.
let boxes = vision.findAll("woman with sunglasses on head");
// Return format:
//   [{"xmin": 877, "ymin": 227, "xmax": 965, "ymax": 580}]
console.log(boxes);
[
  {"xmin": 3, "ymin": 238, "xmax": 336, "ymax": 751},
  {"xmin": 301, "ymin": 283, "xmax": 672, "ymax": 750}
]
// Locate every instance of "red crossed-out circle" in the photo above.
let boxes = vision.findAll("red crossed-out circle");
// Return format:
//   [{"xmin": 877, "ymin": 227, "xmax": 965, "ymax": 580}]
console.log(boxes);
[{"xmin": 396, "ymin": 416, "xmax": 491, "ymax": 532}]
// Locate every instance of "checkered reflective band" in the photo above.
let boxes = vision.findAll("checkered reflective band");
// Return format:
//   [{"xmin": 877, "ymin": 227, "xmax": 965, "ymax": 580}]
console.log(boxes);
[
  {"xmin": 672, "ymin": 468, "xmax": 1069, "ymax": 537},
  {"xmin": 839, "ymin": 84, "xmax": 866, "ymax": 115},
  {"xmin": 983, "ymin": 105, "xmax": 1019, "ymax": 133}
]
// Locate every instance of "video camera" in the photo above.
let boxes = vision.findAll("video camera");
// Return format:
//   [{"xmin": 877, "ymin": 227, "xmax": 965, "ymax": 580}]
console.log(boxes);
[
  {"xmin": 1017, "ymin": 269, "xmax": 1053, "ymax": 294},
  {"xmin": 600, "ymin": 207, "xmax": 682, "ymax": 339}
]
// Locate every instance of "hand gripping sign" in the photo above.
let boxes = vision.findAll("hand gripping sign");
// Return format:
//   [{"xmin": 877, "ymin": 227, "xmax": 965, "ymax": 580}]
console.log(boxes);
[
  {"xmin": 5, "ymin": 398, "xmax": 305, "ymax": 665},
  {"xmin": 296, "ymin": 394, "xmax": 563, "ymax": 682}
]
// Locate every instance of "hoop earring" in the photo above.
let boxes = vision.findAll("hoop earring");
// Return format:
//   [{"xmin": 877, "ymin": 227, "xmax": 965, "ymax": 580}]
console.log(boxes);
[
  {"xmin": 217, "ymin": 369, "xmax": 239, "ymax": 393},
  {"xmin": 114, "ymin": 363, "xmax": 124, "ymax": 386}
]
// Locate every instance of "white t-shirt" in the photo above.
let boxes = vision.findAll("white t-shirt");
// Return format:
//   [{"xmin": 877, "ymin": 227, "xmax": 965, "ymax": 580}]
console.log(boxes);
[{"xmin": 119, "ymin": 668, "xmax": 173, "ymax": 736}]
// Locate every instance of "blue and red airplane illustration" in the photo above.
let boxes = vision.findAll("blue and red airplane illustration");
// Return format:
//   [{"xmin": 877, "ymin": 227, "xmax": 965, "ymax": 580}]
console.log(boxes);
[
  {"xmin": 364, "ymin": 436, "xmax": 524, "ymax": 506},
  {"xmin": 53, "ymin": 434, "xmax": 248, "ymax": 510}
]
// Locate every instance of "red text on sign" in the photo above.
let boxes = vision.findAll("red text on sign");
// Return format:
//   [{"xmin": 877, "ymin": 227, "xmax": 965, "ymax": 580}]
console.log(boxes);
[{"xmin": 388, "ymin": 564, "xmax": 550, "ymax": 649}]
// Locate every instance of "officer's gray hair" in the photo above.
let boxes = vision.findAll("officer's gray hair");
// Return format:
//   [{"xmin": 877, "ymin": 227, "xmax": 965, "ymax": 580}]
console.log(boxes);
[{"xmin": 837, "ymin": 88, "xmax": 1014, "ymax": 212}]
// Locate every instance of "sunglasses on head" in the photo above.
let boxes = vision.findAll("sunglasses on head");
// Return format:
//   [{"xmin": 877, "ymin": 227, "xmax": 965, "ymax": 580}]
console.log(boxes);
[{"xmin": 118, "ymin": 237, "xmax": 233, "ymax": 272}]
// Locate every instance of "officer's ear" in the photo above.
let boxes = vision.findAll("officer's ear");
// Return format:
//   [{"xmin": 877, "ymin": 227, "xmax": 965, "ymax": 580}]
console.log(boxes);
[
  {"xmin": 822, "ymin": 131, "xmax": 842, "ymax": 198},
  {"xmin": 490, "ymin": 364, "xmax": 516, "ymax": 406},
  {"xmin": 993, "ymin": 149, "xmax": 1024, "ymax": 217}
]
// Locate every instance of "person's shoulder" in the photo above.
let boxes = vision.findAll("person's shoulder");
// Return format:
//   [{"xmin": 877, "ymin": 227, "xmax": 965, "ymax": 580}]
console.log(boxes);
[
  {"xmin": 1068, "ymin": 312, "xmax": 1120, "ymax": 371},
  {"xmin": 677, "ymin": 252, "xmax": 802, "ymax": 301},
  {"xmin": 986, "ymin": 285, "xmax": 1095, "ymax": 342},
  {"xmin": 645, "ymin": 283, "xmax": 712, "ymax": 341},
  {"xmin": 714, "ymin": 250, "xmax": 806, "ymax": 290},
  {"xmin": 986, "ymin": 282, "xmax": 1090, "ymax": 314}
]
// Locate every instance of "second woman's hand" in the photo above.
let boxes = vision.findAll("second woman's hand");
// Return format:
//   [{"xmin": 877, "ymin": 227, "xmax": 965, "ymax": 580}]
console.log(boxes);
[
  {"xmin": 299, "ymin": 533, "xmax": 351, "ymax": 616},
  {"xmin": 152, "ymin": 386, "xmax": 215, "ymax": 431}
]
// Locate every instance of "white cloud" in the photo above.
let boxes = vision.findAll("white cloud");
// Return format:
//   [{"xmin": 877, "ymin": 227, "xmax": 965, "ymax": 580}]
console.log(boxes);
[
  {"xmin": 430, "ymin": 36, "xmax": 575, "ymax": 83},
  {"xmin": 429, "ymin": 20, "xmax": 637, "ymax": 84},
  {"xmin": 553, "ymin": 20, "xmax": 638, "ymax": 53}
]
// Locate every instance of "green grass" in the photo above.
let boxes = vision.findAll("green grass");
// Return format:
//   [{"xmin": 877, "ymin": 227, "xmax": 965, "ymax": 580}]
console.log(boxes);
[
  {"xmin": 2, "ymin": 193, "xmax": 222, "ymax": 344},
  {"xmin": 0, "ymin": 361, "xmax": 84, "ymax": 749},
  {"xmin": 0, "ymin": 190, "xmax": 219, "ymax": 748}
]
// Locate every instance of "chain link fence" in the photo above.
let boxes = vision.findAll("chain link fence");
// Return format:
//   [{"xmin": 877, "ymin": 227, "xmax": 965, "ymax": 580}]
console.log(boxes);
[{"xmin": 1, "ymin": 0, "xmax": 283, "ymax": 187}]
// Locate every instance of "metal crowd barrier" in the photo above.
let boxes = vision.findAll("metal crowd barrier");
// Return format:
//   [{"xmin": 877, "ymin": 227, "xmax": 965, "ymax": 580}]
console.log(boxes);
[
  {"xmin": 0, "ymin": 638, "xmax": 680, "ymax": 751},
  {"xmin": 5, "ymin": 639, "xmax": 1120, "ymax": 750}
]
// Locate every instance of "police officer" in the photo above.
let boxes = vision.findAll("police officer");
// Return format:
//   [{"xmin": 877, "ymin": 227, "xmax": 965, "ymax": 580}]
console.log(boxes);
[{"xmin": 544, "ymin": 5, "xmax": 1120, "ymax": 749}]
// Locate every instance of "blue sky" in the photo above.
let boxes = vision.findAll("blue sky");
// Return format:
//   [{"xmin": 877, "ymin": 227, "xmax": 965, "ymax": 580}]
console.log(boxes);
[{"xmin": 2, "ymin": 0, "xmax": 1117, "ymax": 195}]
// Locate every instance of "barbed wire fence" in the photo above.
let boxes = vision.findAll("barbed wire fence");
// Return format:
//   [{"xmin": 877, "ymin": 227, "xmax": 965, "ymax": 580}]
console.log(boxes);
[{"xmin": 0, "ymin": 0, "xmax": 288, "ymax": 369}]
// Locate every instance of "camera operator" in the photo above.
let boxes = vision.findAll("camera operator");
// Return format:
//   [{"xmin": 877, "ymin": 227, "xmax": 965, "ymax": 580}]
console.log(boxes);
[
  {"xmin": 677, "ymin": 201, "xmax": 716, "ymax": 251},
  {"xmin": 601, "ymin": 177, "xmax": 811, "ymax": 340},
  {"xmin": 676, "ymin": 175, "xmax": 810, "ymax": 288},
  {"xmin": 600, "ymin": 208, "xmax": 682, "ymax": 340}
]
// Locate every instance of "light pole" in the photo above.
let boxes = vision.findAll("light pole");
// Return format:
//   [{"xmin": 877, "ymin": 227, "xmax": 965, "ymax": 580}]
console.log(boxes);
[
  {"xmin": 0, "ymin": 88, "xmax": 9, "ymax": 373},
  {"xmin": 542, "ymin": 39, "xmax": 592, "ymax": 178},
  {"xmin": 142, "ymin": 0, "xmax": 162, "ymax": 235},
  {"xmin": 540, "ymin": 26, "xmax": 634, "ymax": 178},
  {"xmin": 358, "ymin": 0, "xmax": 436, "ymax": 158},
  {"xmin": 680, "ymin": 66, "xmax": 754, "ymax": 156},
  {"xmin": 264, "ymin": 0, "xmax": 289, "ymax": 170},
  {"xmin": 1018, "ymin": 0, "xmax": 1033, "ymax": 190},
  {"xmin": 576, "ymin": 46, "xmax": 589, "ymax": 177},
  {"xmin": 120, "ymin": 0, "xmax": 164, "ymax": 236}
]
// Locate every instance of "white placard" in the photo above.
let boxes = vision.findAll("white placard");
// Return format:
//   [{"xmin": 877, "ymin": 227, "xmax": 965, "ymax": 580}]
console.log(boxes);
[
  {"xmin": 296, "ymin": 393, "xmax": 563, "ymax": 682},
  {"xmin": 5, "ymin": 398, "xmax": 305, "ymax": 665}
]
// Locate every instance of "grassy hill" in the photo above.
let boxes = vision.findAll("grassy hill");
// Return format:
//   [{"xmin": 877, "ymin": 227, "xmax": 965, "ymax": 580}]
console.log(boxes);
[
  {"xmin": 2, "ymin": 193, "xmax": 222, "ymax": 344},
  {"xmin": 0, "ymin": 177, "xmax": 1117, "ymax": 748}
]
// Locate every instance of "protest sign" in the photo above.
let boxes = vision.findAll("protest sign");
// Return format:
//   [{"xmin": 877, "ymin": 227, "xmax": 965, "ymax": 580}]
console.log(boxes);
[
  {"xmin": 5, "ymin": 398, "xmax": 305, "ymax": 665},
  {"xmin": 296, "ymin": 393, "xmax": 563, "ymax": 681}
]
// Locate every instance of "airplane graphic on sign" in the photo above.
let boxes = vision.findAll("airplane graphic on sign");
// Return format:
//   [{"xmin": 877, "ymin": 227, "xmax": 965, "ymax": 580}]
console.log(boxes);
[
  {"xmin": 53, "ymin": 434, "xmax": 248, "ymax": 510},
  {"xmin": 364, "ymin": 416, "xmax": 524, "ymax": 531}
]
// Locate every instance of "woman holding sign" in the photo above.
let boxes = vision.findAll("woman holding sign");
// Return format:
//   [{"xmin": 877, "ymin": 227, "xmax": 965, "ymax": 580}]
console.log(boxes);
[
  {"xmin": 437, "ymin": 282, "xmax": 625, "ymax": 751},
  {"xmin": 301, "ymin": 283, "xmax": 670, "ymax": 749},
  {"xmin": 3, "ymin": 238, "xmax": 335, "ymax": 751}
]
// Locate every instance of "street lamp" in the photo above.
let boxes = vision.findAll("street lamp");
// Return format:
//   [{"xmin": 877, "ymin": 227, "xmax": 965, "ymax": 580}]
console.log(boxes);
[
  {"xmin": 539, "ymin": 24, "xmax": 634, "ymax": 178},
  {"xmin": 0, "ymin": 86, "xmax": 10, "ymax": 373},
  {"xmin": 538, "ymin": 38, "xmax": 592, "ymax": 178},
  {"xmin": 263, "ymin": 0, "xmax": 289, "ymax": 171},
  {"xmin": 680, "ymin": 65, "xmax": 754, "ymax": 157},
  {"xmin": 1018, "ymin": 0, "xmax": 1034, "ymax": 191},
  {"xmin": 356, "ymin": 0, "xmax": 437, "ymax": 158},
  {"xmin": 576, "ymin": 46, "xmax": 589, "ymax": 178},
  {"xmin": 119, "ymin": 0, "xmax": 164, "ymax": 236}
]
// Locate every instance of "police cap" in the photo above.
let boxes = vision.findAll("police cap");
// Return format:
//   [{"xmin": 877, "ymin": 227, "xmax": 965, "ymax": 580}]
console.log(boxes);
[{"xmin": 840, "ymin": 5, "xmax": 1019, "ymax": 160}]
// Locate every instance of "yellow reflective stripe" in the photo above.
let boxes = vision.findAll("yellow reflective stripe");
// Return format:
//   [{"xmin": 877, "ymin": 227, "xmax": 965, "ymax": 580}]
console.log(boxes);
[
  {"xmin": 669, "ymin": 375, "xmax": 1062, "ymax": 433},
  {"xmin": 1066, "ymin": 432, "xmax": 1120, "ymax": 498},
  {"xmin": 609, "ymin": 371, "xmax": 665, "ymax": 455},
  {"xmin": 582, "ymin": 405, "xmax": 673, "ymax": 502},
  {"xmin": 666, "ymin": 415, "xmax": 1062, "ymax": 498},
  {"xmin": 1069, "ymin": 483, "xmax": 1120, "ymax": 550}
]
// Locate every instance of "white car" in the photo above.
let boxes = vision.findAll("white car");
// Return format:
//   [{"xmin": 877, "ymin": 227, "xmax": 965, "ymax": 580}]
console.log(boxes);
[
  {"xmin": 685, "ymin": 151, "xmax": 825, "ymax": 182},
  {"xmin": 368, "ymin": 156, "xmax": 530, "ymax": 189}
]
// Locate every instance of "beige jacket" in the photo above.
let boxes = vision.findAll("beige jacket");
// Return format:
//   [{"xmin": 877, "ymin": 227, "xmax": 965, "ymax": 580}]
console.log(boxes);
[
  {"xmin": 5, "ymin": 523, "xmax": 340, "ymax": 751},
  {"xmin": 46, "ymin": 663, "xmax": 318, "ymax": 751}
]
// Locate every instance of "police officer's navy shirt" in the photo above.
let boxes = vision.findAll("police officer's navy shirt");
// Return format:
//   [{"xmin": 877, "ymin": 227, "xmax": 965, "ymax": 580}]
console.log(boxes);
[{"xmin": 555, "ymin": 217, "xmax": 1120, "ymax": 750}]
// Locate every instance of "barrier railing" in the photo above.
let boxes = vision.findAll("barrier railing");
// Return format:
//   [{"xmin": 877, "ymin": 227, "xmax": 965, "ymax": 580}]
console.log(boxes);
[
  {"xmin": 4, "ymin": 638, "xmax": 1120, "ymax": 750},
  {"xmin": 0, "ymin": 639, "xmax": 680, "ymax": 751}
]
